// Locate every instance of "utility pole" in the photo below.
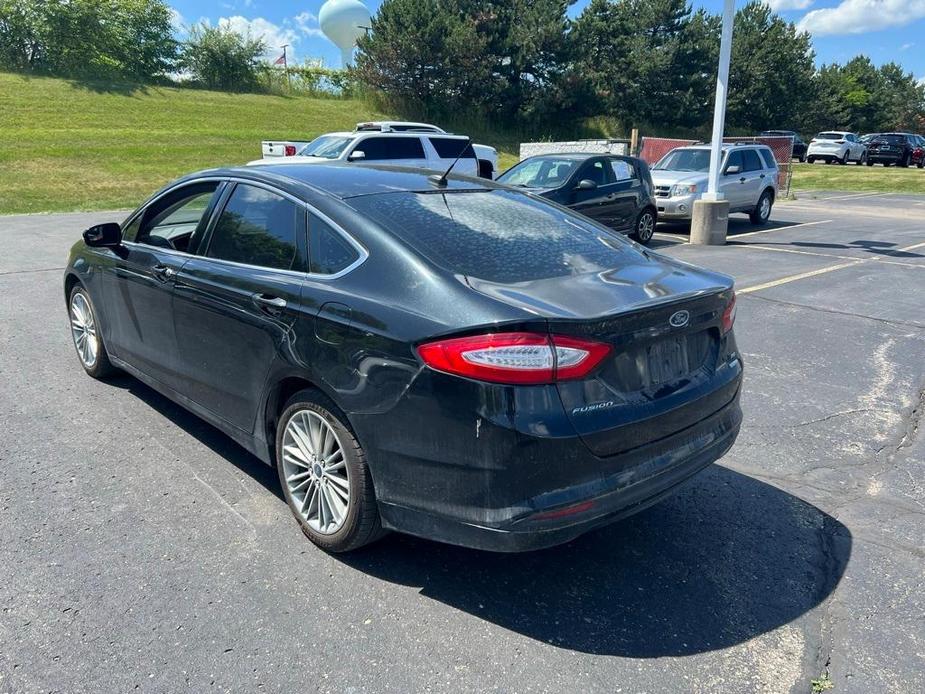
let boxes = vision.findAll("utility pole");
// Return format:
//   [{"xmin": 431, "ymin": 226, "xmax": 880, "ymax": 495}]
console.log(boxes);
[
  {"xmin": 691, "ymin": 0, "xmax": 736, "ymax": 245},
  {"xmin": 281, "ymin": 44, "xmax": 291, "ymax": 91}
]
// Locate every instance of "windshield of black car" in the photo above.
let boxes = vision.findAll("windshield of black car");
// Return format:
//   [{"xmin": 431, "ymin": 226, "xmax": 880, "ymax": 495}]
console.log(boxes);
[
  {"xmin": 653, "ymin": 149, "xmax": 712, "ymax": 172},
  {"xmin": 497, "ymin": 158, "xmax": 578, "ymax": 187},
  {"xmin": 348, "ymin": 190, "xmax": 642, "ymax": 284},
  {"xmin": 816, "ymin": 132, "xmax": 843, "ymax": 140},
  {"xmin": 298, "ymin": 135, "xmax": 353, "ymax": 158}
]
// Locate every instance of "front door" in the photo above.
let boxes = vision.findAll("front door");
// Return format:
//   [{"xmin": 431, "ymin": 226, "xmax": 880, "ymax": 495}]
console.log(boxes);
[
  {"xmin": 570, "ymin": 158, "xmax": 620, "ymax": 226},
  {"xmin": 172, "ymin": 182, "xmax": 305, "ymax": 432},
  {"xmin": 104, "ymin": 182, "xmax": 223, "ymax": 389},
  {"xmin": 719, "ymin": 150, "xmax": 748, "ymax": 208}
]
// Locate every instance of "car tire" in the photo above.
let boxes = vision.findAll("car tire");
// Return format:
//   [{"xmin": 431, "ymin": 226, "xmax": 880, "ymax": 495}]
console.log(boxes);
[
  {"xmin": 68, "ymin": 283, "xmax": 116, "ymax": 379},
  {"xmin": 839, "ymin": 152, "xmax": 848, "ymax": 165},
  {"xmin": 856, "ymin": 152, "xmax": 866, "ymax": 166},
  {"xmin": 917, "ymin": 162, "xmax": 924, "ymax": 169},
  {"xmin": 749, "ymin": 190, "xmax": 774, "ymax": 225},
  {"xmin": 276, "ymin": 389, "xmax": 385, "ymax": 553},
  {"xmin": 866, "ymin": 159, "xmax": 875, "ymax": 167},
  {"xmin": 631, "ymin": 208, "xmax": 656, "ymax": 245},
  {"xmin": 807, "ymin": 156, "xmax": 815, "ymax": 164},
  {"xmin": 899, "ymin": 153, "xmax": 910, "ymax": 168},
  {"xmin": 799, "ymin": 153, "xmax": 806, "ymax": 163}
]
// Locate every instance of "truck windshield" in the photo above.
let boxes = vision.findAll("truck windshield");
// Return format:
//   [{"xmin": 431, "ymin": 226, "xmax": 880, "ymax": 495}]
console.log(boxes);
[
  {"xmin": 299, "ymin": 136, "xmax": 353, "ymax": 159},
  {"xmin": 653, "ymin": 149, "xmax": 712, "ymax": 172}
]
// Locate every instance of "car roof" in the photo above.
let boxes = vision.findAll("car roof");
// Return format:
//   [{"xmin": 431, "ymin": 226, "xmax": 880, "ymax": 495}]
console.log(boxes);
[
  {"xmin": 178, "ymin": 163, "xmax": 500, "ymax": 200},
  {"xmin": 522, "ymin": 152, "xmax": 624, "ymax": 161}
]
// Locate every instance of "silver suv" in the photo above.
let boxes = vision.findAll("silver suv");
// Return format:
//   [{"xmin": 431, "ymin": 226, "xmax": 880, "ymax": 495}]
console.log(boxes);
[{"xmin": 650, "ymin": 144, "xmax": 778, "ymax": 224}]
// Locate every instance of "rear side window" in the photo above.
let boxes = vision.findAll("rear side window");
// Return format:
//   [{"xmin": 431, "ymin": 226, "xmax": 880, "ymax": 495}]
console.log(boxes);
[
  {"xmin": 759, "ymin": 149, "xmax": 777, "ymax": 169},
  {"xmin": 742, "ymin": 149, "xmax": 763, "ymax": 172},
  {"xmin": 355, "ymin": 137, "xmax": 426, "ymax": 161},
  {"xmin": 207, "ymin": 184, "xmax": 300, "ymax": 271},
  {"xmin": 308, "ymin": 215, "xmax": 360, "ymax": 275},
  {"xmin": 349, "ymin": 190, "xmax": 643, "ymax": 284},
  {"xmin": 429, "ymin": 137, "xmax": 476, "ymax": 159}
]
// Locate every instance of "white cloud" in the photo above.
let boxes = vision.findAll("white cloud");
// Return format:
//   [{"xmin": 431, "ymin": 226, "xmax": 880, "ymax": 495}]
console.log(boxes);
[
  {"xmin": 295, "ymin": 11, "xmax": 327, "ymax": 39},
  {"xmin": 900, "ymin": 42, "xmax": 915, "ymax": 50},
  {"xmin": 765, "ymin": 0, "xmax": 814, "ymax": 10},
  {"xmin": 169, "ymin": 8, "xmax": 185, "ymax": 33},
  {"xmin": 797, "ymin": 0, "xmax": 925, "ymax": 36},
  {"xmin": 217, "ymin": 16, "xmax": 299, "ymax": 56}
]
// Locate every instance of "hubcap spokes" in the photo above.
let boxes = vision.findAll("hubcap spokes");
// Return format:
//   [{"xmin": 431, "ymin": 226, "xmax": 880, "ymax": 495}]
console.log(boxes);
[
  {"xmin": 639, "ymin": 213, "xmax": 654, "ymax": 240},
  {"xmin": 70, "ymin": 293, "xmax": 98, "ymax": 367},
  {"xmin": 761, "ymin": 197, "xmax": 771, "ymax": 218},
  {"xmin": 282, "ymin": 410, "xmax": 349, "ymax": 535}
]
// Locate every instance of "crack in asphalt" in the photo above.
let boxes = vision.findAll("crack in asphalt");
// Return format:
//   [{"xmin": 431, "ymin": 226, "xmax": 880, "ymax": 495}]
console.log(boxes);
[
  {"xmin": 0, "ymin": 266, "xmax": 66, "ymax": 276},
  {"xmin": 741, "ymin": 293, "xmax": 925, "ymax": 330}
]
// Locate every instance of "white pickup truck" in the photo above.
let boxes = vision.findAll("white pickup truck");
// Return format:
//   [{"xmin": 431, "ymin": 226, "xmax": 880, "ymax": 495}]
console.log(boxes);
[{"xmin": 259, "ymin": 121, "xmax": 499, "ymax": 178}]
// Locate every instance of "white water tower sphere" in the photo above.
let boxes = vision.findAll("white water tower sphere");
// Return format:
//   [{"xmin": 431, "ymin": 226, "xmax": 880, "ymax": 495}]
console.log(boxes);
[{"xmin": 319, "ymin": 0, "xmax": 371, "ymax": 67}]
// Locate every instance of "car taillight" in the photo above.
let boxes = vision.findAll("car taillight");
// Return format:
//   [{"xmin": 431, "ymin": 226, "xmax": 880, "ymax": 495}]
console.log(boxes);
[
  {"xmin": 417, "ymin": 332, "xmax": 612, "ymax": 385},
  {"xmin": 722, "ymin": 293, "xmax": 737, "ymax": 334},
  {"xmin": 284, "ymin": 145, "xmax": 297, "ymax": 156}
]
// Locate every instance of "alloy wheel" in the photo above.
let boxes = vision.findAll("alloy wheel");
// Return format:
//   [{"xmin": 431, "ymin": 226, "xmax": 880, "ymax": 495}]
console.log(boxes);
[
  {"xmin": 759, "ymin": 194, "xmax": 772, "ymax": 220},
  {"xmin": 636, "ymin": 211, "xmax": 655, "ymax": 242},
  {"xmin": 281, "ymin": 409, "xmax": 351, "ymax": 535},
  {"xmin": 70, "ymin": 292, "xmax": 99, "ymax": 368}
]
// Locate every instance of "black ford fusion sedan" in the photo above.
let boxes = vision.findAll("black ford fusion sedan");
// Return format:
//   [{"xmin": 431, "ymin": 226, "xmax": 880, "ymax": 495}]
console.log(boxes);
[
  {"xmin": 496, "ymin": 153, "xmax": 658, "ymax": 244},
  {"xmin": 65, "ymin": 163, "xmax": 742, "ymax": 553}
]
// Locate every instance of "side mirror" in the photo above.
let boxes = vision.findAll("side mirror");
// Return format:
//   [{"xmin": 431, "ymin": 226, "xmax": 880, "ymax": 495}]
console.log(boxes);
[
  {"xmin": 724, "ymin": 165, "xmax": 741, "ymax": 175},
  {"xmin": 83, "ymin": 222, "xmax": 122, "ymax": 248},
  {"xmin": 576, "ymin": 179, "xmax": 597, "ymax": 190},
  {"xmin": 348, "ymin": 150, "xmax": 366, "ymax": 161}
]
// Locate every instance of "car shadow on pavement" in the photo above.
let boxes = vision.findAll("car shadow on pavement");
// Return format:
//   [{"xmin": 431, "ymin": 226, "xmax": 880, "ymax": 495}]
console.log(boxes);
[
  {"xmin": 111, "ymin": 374, "xmax": 284, "ymax": 501},
  {"xmin": 340, "ymin": 465, "xmax": 851, "ymax": 658}
]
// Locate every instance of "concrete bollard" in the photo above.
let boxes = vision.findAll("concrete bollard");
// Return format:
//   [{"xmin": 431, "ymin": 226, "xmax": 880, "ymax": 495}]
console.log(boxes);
[{"xmin": 690, "ymin": 199, "xmax": 730, "ymax": 245}]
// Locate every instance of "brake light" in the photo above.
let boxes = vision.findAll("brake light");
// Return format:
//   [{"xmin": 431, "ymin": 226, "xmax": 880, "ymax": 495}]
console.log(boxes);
[
  {"xmin": 417, "ymin": 332, "xmax": 612, "ymax": 385},
  {"xmin": 721, "ymin": 293, "xmax": 737, "ymax": 334},
  {"xmin": 284, "ymin": 145, "xmax": 297, "ymax": 156}
]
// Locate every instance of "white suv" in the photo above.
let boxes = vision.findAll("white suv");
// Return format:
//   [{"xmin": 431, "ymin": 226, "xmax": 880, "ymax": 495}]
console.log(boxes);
[
  {"xmin": 807, "ymin": 131, "xmax": 867, "ymax": 165},
  {"xmin": 650, "ymin": 144, "xmax": 779, "ymax": 224},
  {"xmin": 249, "ymin": 130, "xmax": 479, "ymax": 177}
]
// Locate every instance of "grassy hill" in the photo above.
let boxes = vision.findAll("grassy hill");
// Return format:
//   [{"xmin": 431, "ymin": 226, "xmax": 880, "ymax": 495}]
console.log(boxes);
[{"xmin": 0, "ymin": 72, "xmax": 520, "ymax": 215}]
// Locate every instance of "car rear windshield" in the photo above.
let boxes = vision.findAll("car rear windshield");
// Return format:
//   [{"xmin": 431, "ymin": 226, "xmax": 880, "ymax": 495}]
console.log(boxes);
[
  {"xmin": 816, "ymin": 132, "xmax": 843, "ymax": 140},
  {"xmin": 874, "ymin": 134, "xmax": 905, "ymax": 144},
  {"xmin": 348, "ymin": 189, "xmax": 641, "ymax": 284}
]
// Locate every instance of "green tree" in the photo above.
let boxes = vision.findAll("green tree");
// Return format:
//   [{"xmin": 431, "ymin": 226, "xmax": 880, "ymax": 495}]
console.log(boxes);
[
  {"xmin": 178, "ymin": 23, "xmax": 266, "ymax": 92},
  {"xmin": 0, "ymin": 0, "xmax": 176, "ymax": 80},
  {"xmin": 726, "ymin": 1, "xmax": 816, "ymax": 132}
]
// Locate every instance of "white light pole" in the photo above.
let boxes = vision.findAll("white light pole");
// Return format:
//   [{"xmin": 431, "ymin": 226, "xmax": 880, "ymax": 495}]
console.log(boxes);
[
  {"xmin": 691, "ymin": 0, "xmax": 736, "ymax": 245},
  {"xmin": 703, "ymin": 0, "xmax": 735, "ymax": 201}
]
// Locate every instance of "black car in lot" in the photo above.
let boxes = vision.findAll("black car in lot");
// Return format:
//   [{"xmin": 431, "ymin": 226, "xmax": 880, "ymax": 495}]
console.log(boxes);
[
  {"xmin": 65, "ymin": 163, "xmax": 742, "ymax": 553},
  {"xmin": 496, "ymin": 153, "xmax": 658, "ymax": 244},
  {"xmin": 866, "ymin": 133, "xmax": 922, "ymax": 167},
  {"xmin": 760, "ymin": 130, "xmax": 807, "ymax": 162}
]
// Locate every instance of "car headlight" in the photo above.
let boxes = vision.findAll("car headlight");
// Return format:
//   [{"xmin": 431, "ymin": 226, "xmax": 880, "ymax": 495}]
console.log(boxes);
[{"xmin": 671, "ymin": 183, "xmax": 698, "ymax": 197}]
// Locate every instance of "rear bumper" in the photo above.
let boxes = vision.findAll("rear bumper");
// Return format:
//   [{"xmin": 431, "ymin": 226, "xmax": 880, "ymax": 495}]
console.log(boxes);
[
  {"xmin": 868, "ymin": 152, "xmax": 903, "ymax": 163},
  {"xmin": 371, "ymin": 388, "xmax": 743, "ymax": 552}
]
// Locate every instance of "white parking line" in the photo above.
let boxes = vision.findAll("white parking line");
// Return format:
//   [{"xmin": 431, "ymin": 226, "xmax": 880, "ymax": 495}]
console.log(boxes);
[
  {"xmin": 739, "ymin": 240, "xmax": 925, "ymax": 293},
  {"xmin": 797, "ymin": 191, "xmax": 892, "ymax": 203},
  {"xmin": 728, "ymin": 219, "xmax": 833, "ymax": 239}
]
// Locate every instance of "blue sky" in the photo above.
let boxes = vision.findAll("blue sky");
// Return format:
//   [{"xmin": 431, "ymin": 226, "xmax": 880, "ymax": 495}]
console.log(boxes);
[{"xmin": 169, "ymin": 1, "xmax": 925, "ymax": 80}]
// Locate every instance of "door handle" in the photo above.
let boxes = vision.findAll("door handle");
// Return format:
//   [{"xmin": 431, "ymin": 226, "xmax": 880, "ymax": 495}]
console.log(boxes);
[
  {"xmin": 739, "ymin": 177, "xmax": 746, "ymax": 183},
  {"xmin": 760, "ymin": 173, "xmax": 766, "ymax": 179},
  {"xmin": 252, "ymin": 293, "xmax": 287, "ymax": 312},
  {"xmin": 152, "ymin": 264, "xmax": 176, "ymax": 281}
]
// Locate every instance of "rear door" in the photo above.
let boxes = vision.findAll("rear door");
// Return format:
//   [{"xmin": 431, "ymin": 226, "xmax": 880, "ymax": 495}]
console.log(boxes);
[
  {"xmin": 570, "ymin": 157, "xmax": 619, "ymax": 226},
  {"xmin": 171, "ymin": 181, "xmax": 306, "ymax": 432},
  {"xmin": 738, "ymin": 149, "xmax": 766, "ymax": 208},
  {"xmin": 427, "ymin": 136, "xmax": 478, "ymax": 176},
  {"xmin": 104, "ymin": 181, "xmax": 223, "ymax": 389}
]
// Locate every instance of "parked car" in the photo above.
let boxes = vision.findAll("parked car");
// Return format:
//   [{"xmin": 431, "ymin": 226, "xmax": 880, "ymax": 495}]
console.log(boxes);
[
  {"xmin": 250, "ymin": 130, "xmax": 480, "ymax": 177},
  {"xmin": 65, "ymin": 163, "xmax": 742, "ymax": 553},
  {"xmin": 496, "ymin": 153, "xmax": 658, "ymax": 244},
  {"xmin": 649, "ymin": 143, "xmax": 778, "ymax": 224},
  {"xmin": 760, "ymin": 130, "xmax": 807, "ymax": 162},
  {"xmin": 261, "ymin": 121, "xmax": 499, "ymax": 178},
  {"xmin": 865, "ymin": 133, "xmax": 923, "ymax": 167},
  {"xmin": 806, "ymin": 131, "xmax": 867, "ymax": 165}
]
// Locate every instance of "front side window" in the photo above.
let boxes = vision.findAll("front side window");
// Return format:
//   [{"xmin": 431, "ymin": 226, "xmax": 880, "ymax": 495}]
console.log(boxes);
[
  {"xmin": 725, "ymin": 150, "xmax": 745, "ymax": 171},
  {"xmin": 742, "ymin": 150, "xmax": 763, "ymax": 172},
  {"xmin": 609, "ymin": 158, "xmax": 636, "ymax": 181},
  {"xmin": 308, "ymin": 215, "xmax": 360, "ymax": 275},
  {"xmin": 578, "ymin": 159, "xmax": 612, "ymax": 186},
  {"xmin": 206, "ymin": 184, "xmax": 300, "ymax": 271},
  {"xmin": 136, "ymin": 182, "xmax": 220, "ymax": 252},
  {"xmin": 354, "ymin": 137, "xmax": 426, "ymax": 161}
]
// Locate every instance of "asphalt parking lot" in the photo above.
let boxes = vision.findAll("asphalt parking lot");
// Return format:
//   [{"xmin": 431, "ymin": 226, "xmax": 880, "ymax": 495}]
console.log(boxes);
[{"xmin": 1, "ymin": 191, "xmax": 923, "ymax": 693}]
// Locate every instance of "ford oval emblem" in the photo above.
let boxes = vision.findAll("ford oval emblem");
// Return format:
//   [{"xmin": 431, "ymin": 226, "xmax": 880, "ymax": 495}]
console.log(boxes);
[{"xmin": 669, "ymin": 310, "xmax": 690, "ymax": 328}]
